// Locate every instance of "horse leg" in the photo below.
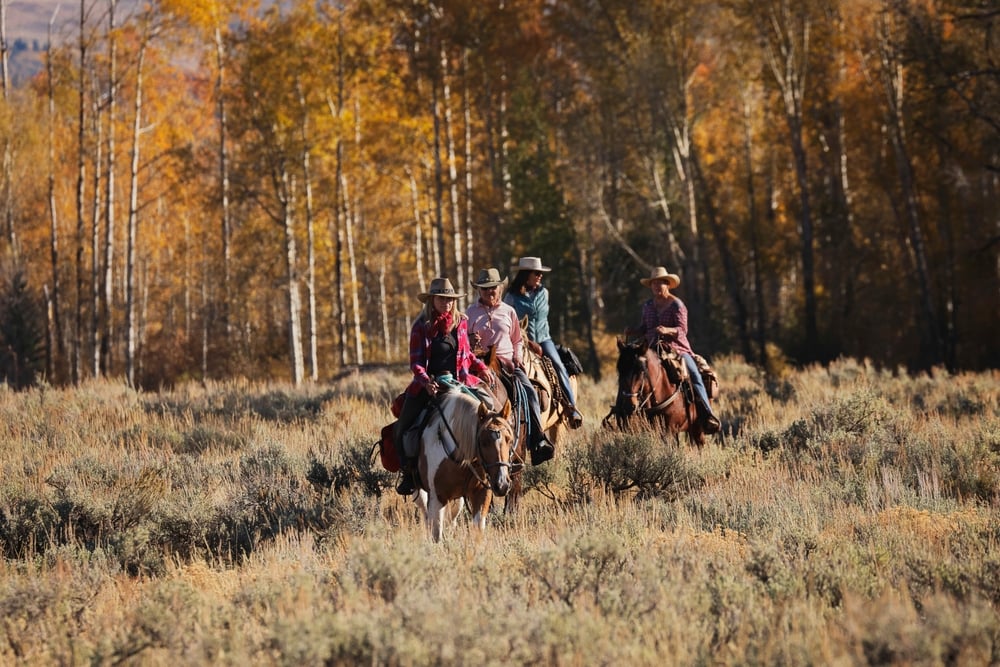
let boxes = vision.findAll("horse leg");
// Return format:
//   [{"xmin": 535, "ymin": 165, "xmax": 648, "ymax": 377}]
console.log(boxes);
[
  {"xmin": 468, "ymin": 488, "xmax": 492, "ymax": 531},
  {"xmin": 412, "ymin": 489, "xmax": 428, "ymax": 514},
  {"xmin": 425, "ymin": 494, "xmax": 448, "ymax": 543}
]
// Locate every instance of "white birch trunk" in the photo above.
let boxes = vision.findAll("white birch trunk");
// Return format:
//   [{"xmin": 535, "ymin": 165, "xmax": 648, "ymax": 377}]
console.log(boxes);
[
  {"xmin": 341, "ymin": 172, "xmax": 363, "ymax": 366},
  {"xmin": 101, "ymin": 0, "xmax": 117, "ymax": 377},
  {"xmin": 441, "ymin": 44, "xmax": 463, "ymax": 288},
  {"xmin": 125, "ymin": 39, "xmax": 146, "ymax": 387},
  {"xmin": 408, "ymin": 167, "xmax": 426, "ymax": 293}
]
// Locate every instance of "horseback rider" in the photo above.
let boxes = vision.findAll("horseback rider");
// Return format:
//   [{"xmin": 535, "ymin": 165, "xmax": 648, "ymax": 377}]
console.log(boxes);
[
  {"xmin": 504, "ymin": 257, "xmax": 584, "ymax": 428},
  {"xmin": 466, "ymin": 267, "xmax": 555, "ymax": 465},
  {"xmin": 627, "ymin": 266, "xmax": 721, "ymax": 434},
  {"xmin": 394, "ymin": 277, "xmax": 496, "ymax": 495}
]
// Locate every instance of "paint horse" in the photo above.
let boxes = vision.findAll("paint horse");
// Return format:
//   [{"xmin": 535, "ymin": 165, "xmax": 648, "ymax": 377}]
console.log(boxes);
[
  {"xmin": 416, "ymin": 386, "xmax": 515, "ymax": 542},
  {"xmin": 603, "ymin": 338, "xmax": 709, "ymax": 446}
]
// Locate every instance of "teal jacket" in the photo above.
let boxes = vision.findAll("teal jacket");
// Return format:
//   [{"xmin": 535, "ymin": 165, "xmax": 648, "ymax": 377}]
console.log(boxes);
[{"xmin": 504, "ymin": 287, "xmax": 551, "ymax": 344}]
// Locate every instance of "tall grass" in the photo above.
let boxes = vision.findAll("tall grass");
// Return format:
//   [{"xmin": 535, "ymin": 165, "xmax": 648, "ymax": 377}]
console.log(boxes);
[{"xmin": 0, "ymin": 358, "xmax": 997, "ymax": 665}]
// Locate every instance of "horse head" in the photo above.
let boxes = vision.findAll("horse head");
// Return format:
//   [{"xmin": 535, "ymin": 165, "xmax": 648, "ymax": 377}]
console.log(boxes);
[
  {"xmin": 614, "ymin": 337, "xmax": 650, "ymax": 422},
  {"xmin": 476, "ymin": 400, "xmax": 514, "ymax": 497}
]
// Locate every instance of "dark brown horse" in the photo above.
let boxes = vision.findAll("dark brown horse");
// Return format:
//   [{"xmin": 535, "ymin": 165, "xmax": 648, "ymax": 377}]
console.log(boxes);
[{"xmin": 603, "ymin": 338, "xmax": 708, "ymax": 446}]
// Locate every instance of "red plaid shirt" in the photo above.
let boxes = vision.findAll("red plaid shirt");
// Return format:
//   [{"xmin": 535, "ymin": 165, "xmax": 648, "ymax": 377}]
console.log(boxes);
[{"xmin": 405, "ymin": 314, "xmax": 488, "ymax": 396}]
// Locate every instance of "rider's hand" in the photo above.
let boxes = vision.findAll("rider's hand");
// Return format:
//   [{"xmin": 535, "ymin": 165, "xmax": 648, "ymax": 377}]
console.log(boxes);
[
  {"xmin": 426, "ymin": 380, "xmax": 440, "ymax": 397},
  {"xmin": 528, "ymin": 340, "xmax": 542, "ymax": 356}
]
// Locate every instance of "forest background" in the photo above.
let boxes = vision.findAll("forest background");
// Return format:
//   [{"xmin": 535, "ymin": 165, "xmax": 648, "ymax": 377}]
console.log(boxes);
[{"xmin": 0, "ymin": 0, "xmax": 997, "ymax": 390}]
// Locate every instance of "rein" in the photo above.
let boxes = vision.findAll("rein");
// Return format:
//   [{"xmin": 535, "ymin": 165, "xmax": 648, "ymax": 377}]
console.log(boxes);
[
  {"xmin": 429, "ymin": 376, "xmax": 514, "ymax": 486},
  {"xmin": 619, "ymin": 353, "xmax": 682, "ymax": 417}
]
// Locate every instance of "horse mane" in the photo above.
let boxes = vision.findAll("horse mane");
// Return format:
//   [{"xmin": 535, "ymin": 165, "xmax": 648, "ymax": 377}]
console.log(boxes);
[
  {"xmin": 616, "ymin": 339, "xmax": 646, "ymax": 375},
  {"xmin": 434, "ymin": 390, "xmax": 483, "ymax": 463}
]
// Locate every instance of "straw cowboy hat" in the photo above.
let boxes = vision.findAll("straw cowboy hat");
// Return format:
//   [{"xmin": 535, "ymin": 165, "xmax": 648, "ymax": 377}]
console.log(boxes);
[
  {"xmin": 640, "ymin": 266, "xmax": 681, "ymax": 289},
  {"xmin": 417, "ymin": 277, "xmax": 465, "ymax": 303},
  {"xmin": 511, "ymin": 256, "xmax": 551, "ymax": 274},
  {"xmin": 470, "ymin": 268, "xmax": 507, "ymax": 289}
]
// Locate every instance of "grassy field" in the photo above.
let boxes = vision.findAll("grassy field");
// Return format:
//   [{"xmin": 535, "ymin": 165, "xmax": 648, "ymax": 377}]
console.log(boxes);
[{"xmin": 0, "ymin": 356, "xmax": 997, "ymax": 665}]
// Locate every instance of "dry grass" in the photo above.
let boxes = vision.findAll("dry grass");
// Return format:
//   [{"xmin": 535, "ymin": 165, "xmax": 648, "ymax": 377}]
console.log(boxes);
[{"xmin": 0, "ymin": 358, "xmax": 997, "ymax": 665}]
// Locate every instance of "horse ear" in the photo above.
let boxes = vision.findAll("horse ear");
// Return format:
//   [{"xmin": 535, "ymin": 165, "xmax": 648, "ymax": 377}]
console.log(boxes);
[
  {"xmin": 478, "ymin": 402, "xmax": 489, "ymax": 420},
  {"xmin": 501, "ymin": 400, "xmax": 511, "ymax": 419},
  {"xmin": 520, "ymin": 315, "xmax": 528, "ymax": 330},
  {"xmin": 637, "ymin": 338, "xmax": 649, "ymax": 354}
]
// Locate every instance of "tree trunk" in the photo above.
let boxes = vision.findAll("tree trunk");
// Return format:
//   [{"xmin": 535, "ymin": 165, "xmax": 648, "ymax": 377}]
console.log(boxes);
[
  {"xmin": 408, "ymin": 167, "xmax": 427, "ymax": 293},
  {"xmin": 298, "ymin": 83, "xmax": 318, "ymax": 381},
  {"xmin": 0, "ymin": 0, "xmax": 9, "ymax": 96},
  {"xmin": 462, "ymin": 51, "xmax": 474, "ymax": 280},
  {"xmin": 215, "ymin": 25, "xmax": 231, "ymax": 341},
  {"xmin": 877, "ymin": 14, "xmax": 942, "ymax": 366},
  {"xmin": 742, "ymin": 86, "xmax": 768, "ymax": 366},
  {"xmin": 441, "ymin": 43, "xmax": 464, "ymax": 288},
  {"xmin": 280, "ymin": 167, "xmax": 304, "ymax": 385},
  {"xmin": 761, "ymin": 1, "xmax": 820, "ymax": 358},
  {"xmin": 379, "ymin": 257, "xmax": 390, "ymax": 359},
  {"xmin": 98, "ymin": 0, "xmax": 117, "ymax": 378},
  {"xmin": 0, "ymin": 0, "xmax": 13, "ymax": 256},
  {"xmin": 341, "ymin": 172, "xmax": 363, "ymax": 365},
  {"xmin": 46, "ymin": 11, "xmax": 64, "ymax": 382},
  {"xmin": 125, "ymin": 37, "xmax": 148, "ymax": 387},
  {"xmin": 89, "ymin": 94, "xmax": 102, "ymax": 378},
  {"xmin": 73, "ymin": 0, "xmax": 87, "ymax": 384},
  {"xmin": 431, "ymin": 75, "xmax": 446, "ymax": 276}
]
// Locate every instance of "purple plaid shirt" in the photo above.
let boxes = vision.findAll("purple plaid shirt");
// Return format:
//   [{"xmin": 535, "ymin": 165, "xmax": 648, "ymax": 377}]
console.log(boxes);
[{"xmin": 639, "ymin": 296, "xmax": 694, "ymax": 356}]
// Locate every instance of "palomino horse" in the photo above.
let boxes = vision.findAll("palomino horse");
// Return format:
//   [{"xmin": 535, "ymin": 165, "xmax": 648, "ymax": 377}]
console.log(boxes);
[
  {"xmin": 482, "ymin": 336, "xmax": 581, "ymax": 514},
  {"xmin": 417, "ymin": 387, "xmax": 515, "ymax": 542},
  {"xmin": 603, "ymin": 338, "xmax": 708, "ymax": 446},
  {"xmin": 519, "ymin": 342, "xmax": 582, "ymax": 441}
]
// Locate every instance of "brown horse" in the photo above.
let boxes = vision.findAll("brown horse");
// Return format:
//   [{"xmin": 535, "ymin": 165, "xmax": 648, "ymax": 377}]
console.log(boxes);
[
  {"xmin": 416, "ymin": 388, "xmax": 515, "ymax": 542},
  {"xmin": 603, "ymin": 338, "xmax": 708, "ymax": 446}
]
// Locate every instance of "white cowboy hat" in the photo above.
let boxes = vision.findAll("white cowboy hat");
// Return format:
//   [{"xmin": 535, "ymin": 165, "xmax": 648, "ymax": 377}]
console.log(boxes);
[
  {"xmin": 511, "ymin": 256, "xmax": 551, "ymax": 274},
  {"xmin": 640, "ymin": 266, "xmax": 681, "ymax": 288},
  {"xmin": 417, "ymin": 277, "xmax": 465, "ymax": 303},
  {"xmin": 470, "ymin": 267, "xmax": 507, "ymax": 289}
]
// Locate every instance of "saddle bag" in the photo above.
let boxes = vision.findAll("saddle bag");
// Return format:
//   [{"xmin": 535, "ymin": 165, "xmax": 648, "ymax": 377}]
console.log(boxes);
[
  {"xmin": 378, "ymin": 422, "xmax": 401, "ymax": 472},
  {"xmin": 692, "ymin": 353, "xmax": 720, "ymax": 399},
  {"xmin": 557, "ymin": 344, "xmax": 585, "ymax": 376}
]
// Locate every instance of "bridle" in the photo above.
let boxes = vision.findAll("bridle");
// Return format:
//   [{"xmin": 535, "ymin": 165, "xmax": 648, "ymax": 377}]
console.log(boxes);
[
  {"xmin": 463, "ymin": 411, "xmax": 513, "ymax": 490},
  {"xmin": 618, "ymin": 350, "xmax": 682, "ymax": 418}
]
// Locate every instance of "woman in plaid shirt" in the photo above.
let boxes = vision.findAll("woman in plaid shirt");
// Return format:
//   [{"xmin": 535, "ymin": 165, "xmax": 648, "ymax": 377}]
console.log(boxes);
[
  {"xmin": 630, "ymin": 267, "xmax": 720, "ymax": 435},
  {"xmin": 394, "ymin": 277, "xmax": 494, "ymax": 495}
]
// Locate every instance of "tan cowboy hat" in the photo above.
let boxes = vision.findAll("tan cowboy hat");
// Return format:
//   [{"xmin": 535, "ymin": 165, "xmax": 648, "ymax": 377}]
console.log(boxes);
[
  {"xmin": 640, "ymin": 266, "xmax": 681, "ymax": 288},
  {"xmin": 511, "ymin": 256, "xmax": 551, "ymax": 274},
  {"xmin": 417, "ymin": 277, "xmax": 465, "ymax": 303},
  {"xmin": 471, "ymin": 267, "xmax": 507, "ymax": 289}
]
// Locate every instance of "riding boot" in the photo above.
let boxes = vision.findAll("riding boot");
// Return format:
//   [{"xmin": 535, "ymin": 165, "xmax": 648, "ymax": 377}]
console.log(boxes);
[
  {"xmin": 529, "ymin": 432, "xmax": 555, "ymax": 465},
  {"xmin": 567, "ymin": 405, "xmax": 584, "ymax": 429},
  {"xmin": 696, "ymin": 398, "xmax": 721, "ymax": 435},
  {"xmin": 395, "ymin": 456, "xmax": 418, "ymax": 495}
]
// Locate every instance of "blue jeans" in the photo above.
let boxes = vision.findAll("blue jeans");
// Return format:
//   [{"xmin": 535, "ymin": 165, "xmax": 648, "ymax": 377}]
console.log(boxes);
[
  {"xmin": 681, "ymin": 353, "xmax": 711, "ymax": 408},
  {"xmin": 539, "ymin": 339, "xmax": 576, "ymax": 405}
]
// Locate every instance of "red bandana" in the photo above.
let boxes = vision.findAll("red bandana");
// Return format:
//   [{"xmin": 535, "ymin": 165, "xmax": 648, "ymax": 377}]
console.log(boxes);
[{"xmin": 429, "ymin": 311, "xmax": 454, "ymax": 338}]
